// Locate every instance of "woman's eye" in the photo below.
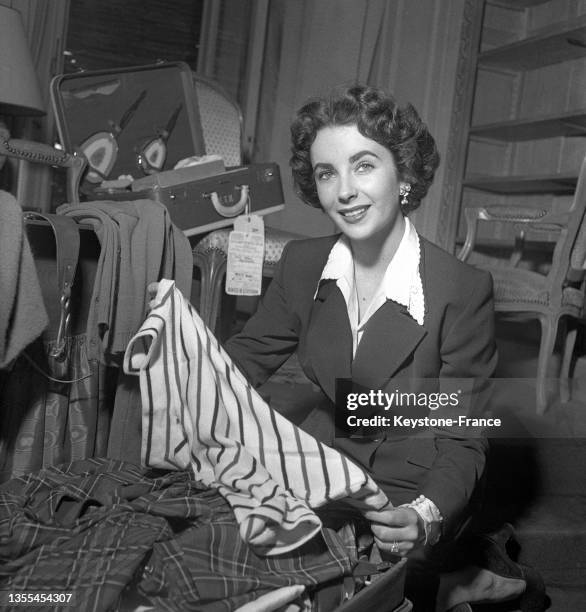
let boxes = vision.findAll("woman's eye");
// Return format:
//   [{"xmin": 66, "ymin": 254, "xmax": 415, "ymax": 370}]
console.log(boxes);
[
  {"xmin": 316, "ymin": 169, "xmax": 333, "ymax": 181},
  {"xmin": 356, "ymin": 161, "xmax": 374, "ymax": 173}
]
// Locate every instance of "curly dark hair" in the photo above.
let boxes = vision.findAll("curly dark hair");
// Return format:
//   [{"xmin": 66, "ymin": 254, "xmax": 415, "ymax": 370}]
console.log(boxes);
[{"xmin": 290, "ymin": 84, "xmax": 440, "ymax": 213}]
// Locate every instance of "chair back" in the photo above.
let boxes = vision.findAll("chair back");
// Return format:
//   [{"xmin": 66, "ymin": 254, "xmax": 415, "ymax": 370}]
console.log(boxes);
[
  {"xmin": 553, "ymin": 154, "xmax": 586, "ymax": 287},
  {"xmin": 192, "ymin": 73, "xmax": 243, "ymax": 167}
]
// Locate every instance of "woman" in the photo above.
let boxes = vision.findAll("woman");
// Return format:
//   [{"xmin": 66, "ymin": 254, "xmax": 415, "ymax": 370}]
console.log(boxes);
[{"xmin": 225, "ymin": 85, "xmax": 544, "ymax": 611}]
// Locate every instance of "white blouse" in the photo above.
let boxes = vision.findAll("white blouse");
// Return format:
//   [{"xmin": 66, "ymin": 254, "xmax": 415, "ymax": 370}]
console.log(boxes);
[{"xmin": 316, "ymin": 218, "xmax": 425, "ymax": 358}]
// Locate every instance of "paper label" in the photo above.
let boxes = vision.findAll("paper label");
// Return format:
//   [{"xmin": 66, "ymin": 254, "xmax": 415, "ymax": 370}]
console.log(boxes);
[{"xmin": 226, "ymin": 215, "xmax": 265, "ymax": 296}]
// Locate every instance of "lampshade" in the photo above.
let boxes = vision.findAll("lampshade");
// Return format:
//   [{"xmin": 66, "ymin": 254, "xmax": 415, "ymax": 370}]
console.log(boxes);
[{"xmin": 0, "ymin": 5, "xmax": 45, "ymax": 116}]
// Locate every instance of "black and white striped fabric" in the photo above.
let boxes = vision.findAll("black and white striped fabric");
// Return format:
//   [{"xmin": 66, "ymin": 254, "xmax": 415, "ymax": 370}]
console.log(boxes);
[{"xmin": 124, "ymin": 279, "xmax": 389, "ymax": 555}]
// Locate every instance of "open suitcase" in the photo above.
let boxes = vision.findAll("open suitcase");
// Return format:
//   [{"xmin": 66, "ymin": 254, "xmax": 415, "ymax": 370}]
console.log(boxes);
[{"xmin": 50, "ymin": 62, "xmax": 284, "ymax": 236}]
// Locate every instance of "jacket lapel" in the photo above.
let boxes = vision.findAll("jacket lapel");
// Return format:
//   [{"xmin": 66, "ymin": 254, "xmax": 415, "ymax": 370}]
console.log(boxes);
[
  {"xmin": 305, "ymin": 280, "xmax": 353, "ymax": 402},
  {"xmin": 352, "ymin": 238, "xmax": 430, "ymax": 389},
  {"xmin": 352, "ymin": 300, "xmax": 427, "ymax": 390},
  {"xmin": 303, "ymin": 235, "xmax": 430, "ymax": 398}
]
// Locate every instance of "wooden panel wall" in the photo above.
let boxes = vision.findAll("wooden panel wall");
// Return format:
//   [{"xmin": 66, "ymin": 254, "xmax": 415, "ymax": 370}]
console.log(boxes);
[{"xmin": 374, "ymin": 0, "xmax": 470, "ymax": 243}]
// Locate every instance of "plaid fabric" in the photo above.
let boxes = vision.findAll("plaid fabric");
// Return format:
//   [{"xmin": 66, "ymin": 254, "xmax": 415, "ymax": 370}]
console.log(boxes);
[
  {"xmin": 123, "ymin": 280, "xmax": 388, "ymax": 556},
  {"xmin": 0, "ymin": 458, "xmax": 362, "ymax": 612}
]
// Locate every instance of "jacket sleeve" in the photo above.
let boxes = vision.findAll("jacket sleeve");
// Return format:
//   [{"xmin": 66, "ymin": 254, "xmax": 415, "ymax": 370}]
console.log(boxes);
[
  {"xmin": 419, "ymin": 270, "xmax": 498, "ymax": 536},
  {"xmin": 224, "ymin": 242, "xmax": 301, "ymax": 387}
]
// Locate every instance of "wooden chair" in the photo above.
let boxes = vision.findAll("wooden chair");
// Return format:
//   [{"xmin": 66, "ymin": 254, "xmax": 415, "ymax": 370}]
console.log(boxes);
[
  {"xmin": 458, "ymin": 154, "xmax": 586, "ymax": 414},
  {"xmin": 191, "ymin": 73, "xmax": 300, "ymax": 334}
]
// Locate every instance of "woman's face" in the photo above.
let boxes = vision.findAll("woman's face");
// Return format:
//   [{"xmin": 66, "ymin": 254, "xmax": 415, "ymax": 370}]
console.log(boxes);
[{"xmin": 310, "ymin": 124, "xmax": 406, "ymax": 248}]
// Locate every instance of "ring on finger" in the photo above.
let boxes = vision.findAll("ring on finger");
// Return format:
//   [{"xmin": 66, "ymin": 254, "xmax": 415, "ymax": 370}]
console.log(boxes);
[{"xmin": 390, "ymin": 540, "xmax": 400, "ymax": 554}]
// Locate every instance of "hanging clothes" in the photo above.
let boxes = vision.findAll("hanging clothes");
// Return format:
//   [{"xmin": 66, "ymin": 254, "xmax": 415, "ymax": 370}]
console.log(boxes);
[
  {"xmin": 0, "ymin": 212, "xmax": 112, "ymax": 483},
  {"xmin": 0, "ymin": 190, "xmax": 48, "ymax": 369},
  {"xmin": 57, "ymin": 199, "xmax": 193, "ymax": 365},
  {"xmin": 57, "ymin": 199, "xmax": 195, "ymax": 465}
]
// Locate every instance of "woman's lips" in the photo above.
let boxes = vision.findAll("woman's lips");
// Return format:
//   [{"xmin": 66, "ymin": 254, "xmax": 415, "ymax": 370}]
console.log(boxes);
[{"xmin": 339, "ymin": 205, "xmax": 370, "ymax": 222}]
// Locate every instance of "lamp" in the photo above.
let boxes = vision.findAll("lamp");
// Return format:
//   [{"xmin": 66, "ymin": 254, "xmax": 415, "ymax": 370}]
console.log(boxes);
[
  {"xmin": 0, "ymin": 5, "xmax": 45, "ymax": 116},
  {"xmin": 0, "ymin": 6, "xmax": 85, "ymax": 204}
]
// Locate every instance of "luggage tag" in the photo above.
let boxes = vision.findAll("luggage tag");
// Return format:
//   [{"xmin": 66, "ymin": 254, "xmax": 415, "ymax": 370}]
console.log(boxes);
[{"xmin": 225, "ymin": 207, "xmax": 265, "ymax": 296}]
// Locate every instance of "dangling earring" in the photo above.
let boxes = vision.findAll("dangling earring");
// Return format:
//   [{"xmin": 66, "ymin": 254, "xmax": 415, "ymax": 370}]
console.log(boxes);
[{"xmin": 400, "ymin": 184, "xmax": 411, "ymax": 209}]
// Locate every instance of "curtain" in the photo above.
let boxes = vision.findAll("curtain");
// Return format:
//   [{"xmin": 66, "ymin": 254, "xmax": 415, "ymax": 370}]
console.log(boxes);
[
  {"xmin": 252, "ymin": 0, "xmax": 388, "ymax": 236},
  {"xmin": 209, "ymin": 0, "xmax": 467, "ymax": 242}
]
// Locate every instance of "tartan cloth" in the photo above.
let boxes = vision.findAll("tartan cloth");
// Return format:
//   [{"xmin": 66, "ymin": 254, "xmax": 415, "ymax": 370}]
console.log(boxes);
[
  {"xmin": 0, "ymin": 457, "xmax": 364, "ymax": 612},
  {"xmin": 123, "ymin": 280, "xmax": 389, "ymax": 555}
]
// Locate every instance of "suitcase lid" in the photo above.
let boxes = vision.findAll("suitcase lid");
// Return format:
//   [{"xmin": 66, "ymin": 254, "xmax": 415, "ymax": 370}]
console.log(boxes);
[{"xmin": 50, "ymin": 61, "xmax": 205, "ymax": 198}]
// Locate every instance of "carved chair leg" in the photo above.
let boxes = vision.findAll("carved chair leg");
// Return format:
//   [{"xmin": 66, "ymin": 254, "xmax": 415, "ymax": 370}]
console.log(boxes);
[
  {"xmin": 536, "ymin": 314, "xmax": 559, "ymax": 415},
  {"xmin": 560, "ymin": 321, "xmax": 578, "ymax": 404},
  {"xmin": 205, "ymin": 250, "xmax": 229, "ymax": 335},
  {"xmin": 193, "ymin": 248, "xmax": 228, "ymax": 332},
  {"xmin": 192, "ymin": 252, "xmax": 211, "ymax": 322}
]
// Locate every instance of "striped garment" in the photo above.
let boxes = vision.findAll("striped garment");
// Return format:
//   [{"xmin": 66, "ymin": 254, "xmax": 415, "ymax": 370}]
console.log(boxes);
[{"xmin": 123, "ymin": 279, "xmax": 389, "ymax": 555}]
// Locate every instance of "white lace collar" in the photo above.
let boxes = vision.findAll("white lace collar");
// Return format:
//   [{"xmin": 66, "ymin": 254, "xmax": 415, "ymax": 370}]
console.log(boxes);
[{"xmin": 316, "ymin": 218, "xmax": 425, "ymax": 325}]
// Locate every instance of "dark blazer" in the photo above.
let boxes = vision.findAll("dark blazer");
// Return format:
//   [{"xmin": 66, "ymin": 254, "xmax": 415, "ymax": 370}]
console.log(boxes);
[{"xmin": 225, "ymin": 234, "xmax": 498, "ymax": 535}]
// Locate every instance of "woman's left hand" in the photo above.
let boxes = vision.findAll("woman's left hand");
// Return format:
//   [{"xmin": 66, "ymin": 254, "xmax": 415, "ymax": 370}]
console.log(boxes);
[{"xmin": 362, "ymin": 505, "xmax": 423, "ymax": 557}]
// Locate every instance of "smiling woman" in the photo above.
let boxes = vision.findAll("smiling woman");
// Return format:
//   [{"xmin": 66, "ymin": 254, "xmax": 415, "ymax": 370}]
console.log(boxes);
[
  {"xmin": 290, "ymin": 86, "xmax": 439, "ymax": 214},
  {"xmin": 290, "ymin": 86, "xmax": 439, "ymax": 317},
  {"xmin": 310, "ymin": 125, "xmax": 405, "ymax": 274},
  {"xmin": 224, "ymin": 84, "xmax": 546, "ymax": 611}
]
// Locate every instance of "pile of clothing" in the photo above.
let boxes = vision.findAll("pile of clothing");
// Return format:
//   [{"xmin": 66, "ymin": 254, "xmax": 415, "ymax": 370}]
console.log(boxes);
[{"xmin": 0, "ymin": 458, "xmax": 376, "ymax": 611}]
